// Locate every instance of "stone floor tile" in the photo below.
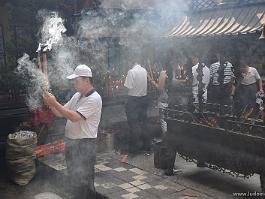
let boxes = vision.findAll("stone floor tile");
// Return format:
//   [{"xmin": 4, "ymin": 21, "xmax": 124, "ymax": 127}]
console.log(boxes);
[
  {"xmin": 146, "ymin": 188, "xmax": 176, "ymax": 198},
  {"xmin": 143, "ymin": 174, "xmax": 165, "ymax": 184},
  {"xmin": 110, "ymin": 170, "xmax": 138, "ymax": 182},
  {"xmin": 129, "ymin": 180, "xmax": 146, "ymax": 186},
  {"xmin": 96, "ymin": 184, "xmax": 124, "ymax": 195},
  {"xmin": 137, "ymin": 183, "xmax": 152, "ymax": 190},
  {"xmin": 163, "ymin": 188, "xmax": 211, "ymax": 199},
  {"xmin": 114, "ymin": 167, "xmax": 128, "ymax": 172},
  {"xmin": 136, "ymin": 191, "xmax": 160, "ymax": 199},
  {"xmin": 129, "ymin": 168, "xmax": 147, "ymax": 175},
  {"xmin": 103, "ymin": 159, "xmax": 135, "ymax": 170},
  {"xmin": 119, "ymin": 183, "xmax": 134, "ymax": 189},
  {"xmin": 159, "ymin": 180, "xmax": 186, "ymax": 192},
  {"xmin": 133, "ymin": 175, "xmax": 147, "ymax": 180},
  {"xmin": 96, "ymin": 173, "xmax": 124, "ymax": 185},
  {"xmin": 101, "ymin": 182, "xmax": 118, "ymax": 189},
  {"xmin": 95, "ymin": 164, "xmax": 113, "ymax": 171},
  {"xmin": 107, "ymin": 190, "xmax": 130, "ymax": 199},
  {"xmin": 125, "ymin": 187, "xmax": 141, "ymax": 193},
  {"xmin": 153, "ymin": 185, "xmax": 168, "ymax": 190},
  {"xmin": 121, "ymin": 193, "xmax": 139, "ymax": 199},
  {"xmin": 96, "ymin": 161, "xmax": 109, "ymax": 165}
]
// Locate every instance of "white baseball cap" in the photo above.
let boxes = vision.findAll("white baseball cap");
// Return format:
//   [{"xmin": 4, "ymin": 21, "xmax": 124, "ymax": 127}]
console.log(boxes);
[{"xmin": 67, "ymin": 64, "xmax": 92, "ymax": 79}]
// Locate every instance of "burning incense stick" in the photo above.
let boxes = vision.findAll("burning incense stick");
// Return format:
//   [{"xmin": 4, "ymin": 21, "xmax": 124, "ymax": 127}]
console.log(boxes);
[
  {"xmin": 148, "ymin": 64, "xmax": 155, "ymax": 81},
  {"xmin": 36, "ymin": 45, "xmax": 50, "ymax": 92}
]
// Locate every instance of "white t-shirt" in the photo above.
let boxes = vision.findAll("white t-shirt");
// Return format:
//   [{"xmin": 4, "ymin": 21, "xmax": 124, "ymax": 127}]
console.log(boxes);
[
  {"xmin": 241, "ymin": 67, "xmax": 261, "ymax": 85},
  {"xmin": 124, "ymin": 64, "xmax": 147, "ymax": 97},
  {"xmin": 192, "ymin": 63, "xmax": 210, "ymax": 87},
  {"xmin": 64, "ymin": 91, "xmax": 102, "ymax": 139}
]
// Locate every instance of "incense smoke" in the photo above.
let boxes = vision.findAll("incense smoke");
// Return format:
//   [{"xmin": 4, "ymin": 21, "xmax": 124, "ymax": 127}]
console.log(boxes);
[
  {"xmin": 37, "ymin": 10, "xmax": 66, "ymax": 50},
  {"xmin": 16, "ymin": 10, "xmax": 70, "ymax": 110},
  {"xmin": 16, "ymin": 53, "xmax": 49, "ymax": 110},
  {"xmin": 77, "ymin": 0, "xmax": 188, "ymax": 68},
  {"xmin": 16, "ymin": 1, "xmax": 190, "ymax": 110}
]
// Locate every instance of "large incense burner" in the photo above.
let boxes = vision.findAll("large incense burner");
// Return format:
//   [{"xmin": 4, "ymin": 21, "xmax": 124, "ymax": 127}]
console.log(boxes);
[{"xmin": 164, "ymin": 104, "xmax": 265, "ymax": 191}]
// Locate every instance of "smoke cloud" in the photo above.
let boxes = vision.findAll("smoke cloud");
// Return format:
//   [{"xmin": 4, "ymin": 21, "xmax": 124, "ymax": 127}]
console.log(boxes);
[
  {"xmin": 16, "ymin": 1, "xmax": 190, "ymax": 110},
  {"xmin": 37, "ymin": 10, "xmax": 66, "ymax": 50},
  {"xmin": 15, "ymin": 53, "xmax": 49, "ymax": 110},
  {"xmin": 16, "ymin": 11, "xmax": 73, "ymax": 110}
]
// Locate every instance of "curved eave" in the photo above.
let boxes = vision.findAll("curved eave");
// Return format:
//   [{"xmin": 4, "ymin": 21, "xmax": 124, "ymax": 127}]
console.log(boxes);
[{"xmin": 166, "ymin": 4, "xmax": 265, "ymax": 38}]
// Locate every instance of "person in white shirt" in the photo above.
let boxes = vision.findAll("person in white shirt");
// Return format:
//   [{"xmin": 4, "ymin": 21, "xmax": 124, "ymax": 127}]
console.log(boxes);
[
  {"xmin": 238, "ymin": 61, "xmax": 264, "ymax": 114},
  {"xmin": 124, "ymin": 63, "xmax": 149, "ymax": 153},
  {"xmin": 191, "ymin": 54, "xmax": 210, "ymax": 110},
  {"xmin": 43, "ymin": 64, "xmax": 102, "ymax": 199}
]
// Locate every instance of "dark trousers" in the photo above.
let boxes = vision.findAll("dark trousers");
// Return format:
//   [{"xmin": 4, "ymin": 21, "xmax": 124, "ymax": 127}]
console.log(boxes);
[
  {"xmin": 208, "ymin": 84, "xmax": 232, "ymax": 115},
  {"xmin": 65, "ymin": 138, "xmax": 96, "ymax": 199},
  {"xmin": 238, "ymin": 83, "xmax": 258, "ymax": 109},
  {"xmin": 125, "ymin": 96, "xmax": 149, "ymax": 152}
]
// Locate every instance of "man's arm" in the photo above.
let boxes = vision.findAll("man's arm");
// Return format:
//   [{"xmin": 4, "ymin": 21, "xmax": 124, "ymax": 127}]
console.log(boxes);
[
  {"xmin": 44, "ymin": 93, "xmax": 82, "ymax": 122},
  {"xmin": 230, "ymin": 75, "xmax": 236, "ymax": 96},
  {"xmin": 157, "ymin": 70, "xmax": 168, "ymax": 90},
  {"xmin": 51, "ymin": 101, "xmax": 82, "ymax": 122},
  {"xmin": 124, "ymin": 70, "xmax": 133, "ymax": 89},
  {"xmin": 231, "ymin": 84, "xmax": 236, "ymax": 96},
  {"xmin": 254, "ymin": 68, "xmax": 264, "ymax": 93},
  {"xmin": 258, "ymin": 79, "xmax": 264, "ymax": 93},
  {"xmin": 50, "ymin": 107, "xmax": 63, "ymax": 117}
]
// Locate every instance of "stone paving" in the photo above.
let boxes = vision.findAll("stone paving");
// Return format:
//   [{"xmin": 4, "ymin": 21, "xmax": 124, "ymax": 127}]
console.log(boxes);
[
  {"xmin": 34, "ymin": 151, "xmax": 213, "ymax": 199},
  {"xmin": 94, "ymin": 150, "xmax": 262, "ymax": 199},
  {"xmin": 0, "ymin": 148, "xmax": 262, "ymax": 199},
  {"xmin": 1, "ymin": 104, "xmax": 263, "ymax": 199},
  {"xmin": 94, "ymin": 153, "xmax": 212, "ymax": 199}
]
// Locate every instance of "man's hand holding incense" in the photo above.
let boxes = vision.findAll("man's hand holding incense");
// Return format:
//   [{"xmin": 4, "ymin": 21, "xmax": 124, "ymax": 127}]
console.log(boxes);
[
  {"xmin": 43, "ymin": 92, "xmax": 57, "ymax": 107},
  {"xmin": 43, "ymin": 92, "xmax": 64, "ymax": 117}
]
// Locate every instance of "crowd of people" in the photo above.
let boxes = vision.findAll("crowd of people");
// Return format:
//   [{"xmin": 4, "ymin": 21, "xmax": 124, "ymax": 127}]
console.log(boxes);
[
  {"xmin": 39, "ymin": 50, "xmax": 263, "ymax": 198},
  {"xmin": 146, "ymin": 51, "xmax": 264, "ymax": 120},
  {"xmin": 122, "ymin": 51, "xmax": 264, "ymax": 175}
]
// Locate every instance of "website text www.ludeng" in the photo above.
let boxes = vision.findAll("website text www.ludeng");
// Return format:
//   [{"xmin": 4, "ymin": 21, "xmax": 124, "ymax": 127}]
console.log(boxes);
[{"xmin": 233, "ymin": 191, "xmax": 265, "ymax": 197}]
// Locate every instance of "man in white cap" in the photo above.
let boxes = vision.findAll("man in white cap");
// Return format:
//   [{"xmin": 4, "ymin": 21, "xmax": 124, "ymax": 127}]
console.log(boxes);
[{"xmin": 43, "ymin": 64, "xmax": 102, "ymax": 199}]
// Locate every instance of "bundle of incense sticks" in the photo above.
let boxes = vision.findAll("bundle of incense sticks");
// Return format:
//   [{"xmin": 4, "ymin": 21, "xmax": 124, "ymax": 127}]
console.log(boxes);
[
  {"xmin": 147, "ymin": 64, "xmax": 159, "ymax": 90},
  {"xmin": 148, "ymin": 64, "xmax": 155, "ymax": 82},
  {"xmin": 35, "ymin": 139, "xmax": 65, "ymax": 158},
  {"xmin": 36, "ymin": 43, "xmax": 50, "ymax": 92}
]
